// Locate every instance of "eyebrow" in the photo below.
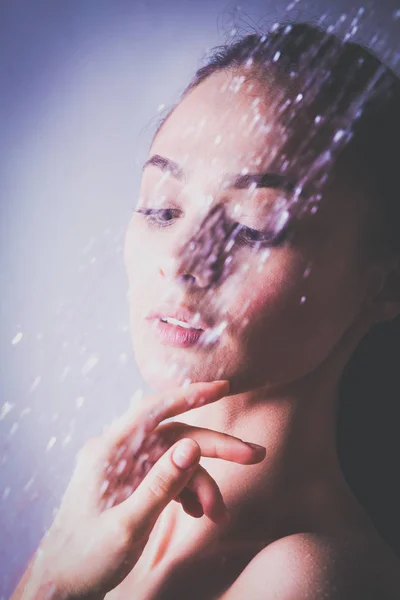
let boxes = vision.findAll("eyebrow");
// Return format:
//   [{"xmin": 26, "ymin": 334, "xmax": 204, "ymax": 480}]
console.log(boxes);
[{"xmin": 142, "ymin": 154, "xmax": 297, "ymax": 194}]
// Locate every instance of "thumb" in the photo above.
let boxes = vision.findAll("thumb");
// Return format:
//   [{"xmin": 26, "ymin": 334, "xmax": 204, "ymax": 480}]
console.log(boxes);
[{"xmin": 114, "ymin": 438, "xmax": 201, "ymax": 538}]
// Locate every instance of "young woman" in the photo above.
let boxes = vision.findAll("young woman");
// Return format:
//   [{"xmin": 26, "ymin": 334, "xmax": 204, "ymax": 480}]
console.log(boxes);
[{"xmin": 12, "ymin": 21, "xmax": 400, "ymax": 600}]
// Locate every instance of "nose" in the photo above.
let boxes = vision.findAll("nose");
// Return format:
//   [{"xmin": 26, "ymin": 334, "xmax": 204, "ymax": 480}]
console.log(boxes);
[{"xmin": 159, "ymin": 204, "xmax": 237, "ymax": 289}]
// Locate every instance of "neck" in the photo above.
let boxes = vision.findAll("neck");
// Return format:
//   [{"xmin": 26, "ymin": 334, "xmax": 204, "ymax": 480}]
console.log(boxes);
[
  {"xmin": 177, "ymin": 308, "xmax": 372, "ymax": 528},
  {"xmin": 180, "ymin": 366, "xmax": 343, "ymax": 492}
]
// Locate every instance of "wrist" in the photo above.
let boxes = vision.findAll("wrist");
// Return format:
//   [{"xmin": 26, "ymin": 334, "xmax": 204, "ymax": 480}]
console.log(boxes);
[
  {"xmin": 20, "ymin": 577, "xmax": 105, "ymax": 600},
  {"xmin": 16, "ymin": 547, "xmax": 106, "ymax": 600}
]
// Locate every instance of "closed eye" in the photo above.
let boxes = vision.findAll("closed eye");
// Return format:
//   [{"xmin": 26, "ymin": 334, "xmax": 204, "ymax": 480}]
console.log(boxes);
[
  {"xmin": 233, "ymin": 224, "xmax": 290, "ymax": 248},
  {"xmin": 133, "ymin": 208, "xmax": 291, "ymax": 247}
]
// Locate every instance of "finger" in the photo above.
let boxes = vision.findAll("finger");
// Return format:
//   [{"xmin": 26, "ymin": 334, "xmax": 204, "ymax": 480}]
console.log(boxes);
[
  {"xmin": 162, "ymin": 422, "xmax": 266, "ymax": 465},
  {"xmin": 106, "ymin": 380, "xmax": 230, "ymax": 448},
  {"xmin": 184, "ymin": 464, "xmax": 229, "ymax": 524},
  {"xmin": 112, "ymin": 438, "xmax": 201, "ymax": 538},
  {"xmin": 177, "ymin": 488, "xmax": 204, "ymax": 518}
]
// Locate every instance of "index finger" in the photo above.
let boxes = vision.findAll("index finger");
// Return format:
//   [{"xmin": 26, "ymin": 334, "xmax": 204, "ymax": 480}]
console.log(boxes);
[{"xmin": 105, "ymin": 380, "xmax": 230, "ymax": 449}]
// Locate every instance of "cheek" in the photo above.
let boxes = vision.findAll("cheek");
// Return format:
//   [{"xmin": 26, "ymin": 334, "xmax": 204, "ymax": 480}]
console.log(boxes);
[
  {"xmin": 220, "ymin": 249, "xmax": 355, "ymax": 379},
  {"xmin": 221, "ymin": 251, "xmax": 307, "ymax": 330}
]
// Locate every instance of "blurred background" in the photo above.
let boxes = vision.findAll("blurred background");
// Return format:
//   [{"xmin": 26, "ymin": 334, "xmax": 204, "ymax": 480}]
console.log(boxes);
[{"xmin": 1, "ymin": 0, "xmax": 399, "ymax": 597}]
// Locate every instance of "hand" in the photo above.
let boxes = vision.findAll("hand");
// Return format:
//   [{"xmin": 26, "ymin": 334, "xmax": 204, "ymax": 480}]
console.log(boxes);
[{"xmin": 28, "ymin": 380, "xmax": 266, "ymax": 600}]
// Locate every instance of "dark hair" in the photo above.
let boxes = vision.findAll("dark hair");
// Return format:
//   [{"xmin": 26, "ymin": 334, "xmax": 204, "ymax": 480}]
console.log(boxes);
[{"xmin": 156, "ymin": 22, "xmax": 400, "ymax": 554}]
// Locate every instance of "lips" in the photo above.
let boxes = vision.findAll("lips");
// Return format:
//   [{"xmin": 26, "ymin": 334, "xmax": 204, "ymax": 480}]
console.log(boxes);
[{"xmin": 146, "ymin": 305, "xmax": 212, "ymax": 331}]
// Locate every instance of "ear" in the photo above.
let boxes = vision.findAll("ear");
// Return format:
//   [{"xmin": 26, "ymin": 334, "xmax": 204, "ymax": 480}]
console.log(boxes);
[{"xmin": 368, "ymin": 257, "xmax": 400, "ymax": 325}]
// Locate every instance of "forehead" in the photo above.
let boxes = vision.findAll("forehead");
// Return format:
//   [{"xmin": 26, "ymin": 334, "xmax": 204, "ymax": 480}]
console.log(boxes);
[{"xmin": 150, "ymin": 71, "xmax": 287, "ymax": 180}]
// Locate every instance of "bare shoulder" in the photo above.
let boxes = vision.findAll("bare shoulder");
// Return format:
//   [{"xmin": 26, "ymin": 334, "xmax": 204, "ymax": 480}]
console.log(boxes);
[{"xmin": 219, "ymin": 530, "xmax": 400, "ymax": 600}]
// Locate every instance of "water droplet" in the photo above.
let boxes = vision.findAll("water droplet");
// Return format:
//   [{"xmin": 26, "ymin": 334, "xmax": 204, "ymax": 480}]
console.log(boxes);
[
  {"xmin": 300, "ymin": 296, "xmax": 307, "ymax": 305},
  {"xmin": 394, "ymin": 9, "xmax": 400, "ymax": 20},
  {"xmin": 273, "ymin": 51, "xmax": 281, "ymax": 63},
  {"xmin": 295, "ymin": 93, "xmax": 304, "ymax": 104},
  {"xmin": 334, "ymin": 129, "xmax": 346, "ymax": 143},
  {"xmin": 116, "ymin": 459, "xmax": 127, "ymax": 475},
  {"xmin": 46, "ymin": 437, "xmax": 57, "ymax": 451},
  {"xmin": 10, "ymin": 422, "xmax": 18, "ymax": 436},
  {"xmin": 23, "ymin": 478, "xmax": 35, "ymax": 492},
  {"xmin": 215, "ymin": 134, "xmax": 222, "ymax": 145},
  {"xmin": 12, "ymin": 332, "xmax": 23, "ymax": 345},
  {"xmin": 216, "ymin": 366, "xmax": 225, "ymax": 379},
  {"xmin": 0, "ymin": 402, "xmax": 13, "ymax": 421},
  {"xmin": 81, "ymin": 355, "xmax": 99, "ymax": 376},
  {"xmin": 76, "ymin": 396, "xmax": 85, "ymax": 409},
  {"xmin": 225, "ymin": 239, "xmax": 234, "ymax": 252},
  {"xmin": 100, "ymin": 480, "xmax": 110, "ymax": 496},
  {"xmin": 30, "ymin": 376, "xmax": 41, "ymax": 393},
  {"xmin": 60, "ymin": 366, "xmax": 71, "ymax": 381}
]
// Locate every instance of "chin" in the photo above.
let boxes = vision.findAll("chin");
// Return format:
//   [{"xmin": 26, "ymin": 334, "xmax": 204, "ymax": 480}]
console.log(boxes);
[
  {"xmin": 134, "ymin": 347, "xmax": 225, "ymax": 392},
  {"xmin": 133, "ymin": 348, "xmax": 194, "ymax": 390}
]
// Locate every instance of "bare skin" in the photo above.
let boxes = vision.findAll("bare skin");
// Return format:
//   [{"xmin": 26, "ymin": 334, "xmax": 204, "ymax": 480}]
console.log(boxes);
[{"xmin": 11, "ymin": 69, "xmax": 400, "ymax": 599}]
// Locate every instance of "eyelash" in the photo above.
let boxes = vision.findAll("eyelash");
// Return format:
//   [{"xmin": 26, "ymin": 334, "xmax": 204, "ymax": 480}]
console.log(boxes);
[{"xmin": 132, "ymin": 208, "xmax": 288, "ymax": 248}]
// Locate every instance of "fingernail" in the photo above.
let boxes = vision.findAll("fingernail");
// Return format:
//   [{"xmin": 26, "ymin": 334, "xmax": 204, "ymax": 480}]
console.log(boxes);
[
  {"xmin": 243, "ymin": 442, "xmax": 266, "ymax": 453},
  {"xmin": 172, "ymin": 439, "xmax": 199, "ymax": 469},
  {"xmin": 214, "ymin": 380, "xmax": 230, "ymax": 394}
]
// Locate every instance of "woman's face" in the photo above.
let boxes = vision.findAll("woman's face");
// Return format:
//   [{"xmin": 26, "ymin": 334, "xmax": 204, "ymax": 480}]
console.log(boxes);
[{"xmin": 124, "ymin": 70, "xmax": 378, "ymax": 393}]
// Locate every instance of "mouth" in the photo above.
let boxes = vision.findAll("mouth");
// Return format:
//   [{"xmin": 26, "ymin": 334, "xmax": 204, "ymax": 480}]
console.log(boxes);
[
  {"xmin": 159, "ymin": 316, "xmax": 203, "ymax": 331},
  {"xmin": 146, "ymin": 305, "xmax": 211, "ymax": 330},
  {"xmin": 148, "ymin": 317, "xmax": 205, "ymax": 348}
]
